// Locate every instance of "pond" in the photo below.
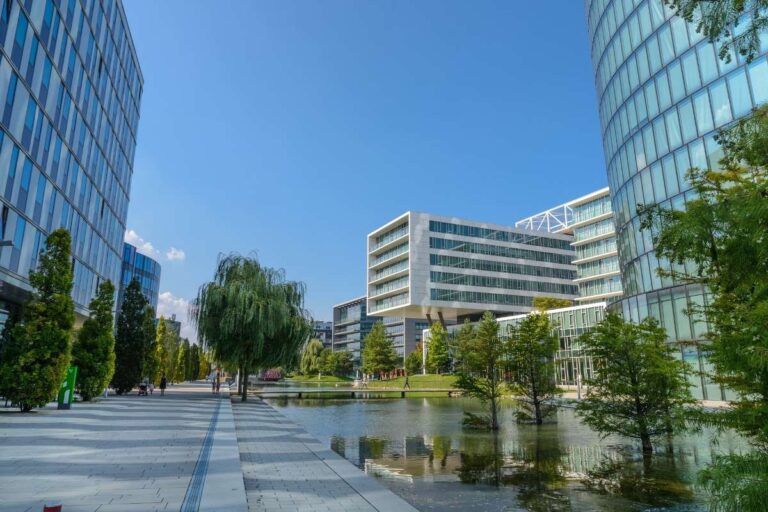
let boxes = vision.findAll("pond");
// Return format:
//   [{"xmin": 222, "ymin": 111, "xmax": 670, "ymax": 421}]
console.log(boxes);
[{"xmin": 265, "ymin": 396, "xmax": 744, "ymax": 511}]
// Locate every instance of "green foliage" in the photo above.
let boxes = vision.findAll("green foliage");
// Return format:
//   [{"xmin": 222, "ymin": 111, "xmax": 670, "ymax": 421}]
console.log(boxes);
[
  {"xmin": 0, "ymin": 229, "xmax": 75, "ymax": 411},
  {"xmin": 405, "ymin": 343, "xmax": 422, "ymax": 375},
  {"xmin": 698, "ymin": 452, "xmax": 768, "ymax": 512},
  {"xmin": 576, "ymin": 314, "xmax": 695, "ymax": 453},
  {"xmin": 198, "ymin": 350, "xmax": 211, "ymax": 379},
  {"xmin": 300, "ymin": 338, "xmax": 324, "ymax": 375},
  {"xmin": 361, "ymin": 321, "xmax": 398, "ymax": 375},
  {"xmin": 454, "ymin": 312, "xmax": 505, "ymax": 430},
  {"xmin": 329, "ymin": 350, "xmax": 353, "ymax": 377},
  {"xmin": 506, "ymin": 312, "xmax": 561, "ymax": 424},
  {"xmin": 426, "ymin": 322, "xmax": 450, "ymax": 374},
  {"xmin": 72, "ymin": 280, "xmax": 115, "ymax": 401},
  {"xmin": 113, "ymin": 279, "xmax": 151, "ymax": 394},
  {"xmin": 175, "ymin": 339, "xmax": 190, "ymax": 382},
  {"xmin": 532, "ymin": 296, "xmax": 573, "ymax": 311},
  {"xmin": 188, "ymin": 343, "xmax": 201, "ymax": 381},
  {"xmin": 142, "ymin": 306, "xmax": 159, "ymax": 383},
  {"xmin": 450, "ymin": 319, "xmax": 475, "ymax": 374},
  {"xmin": 640, "ymin": 105, "xmax": 768, "ymax": 505},
  {"xmin": 462, "ymin": 411, "xmax": 493, "ymax": 430},
  {"xmin": 664, "ymin": 1, "xmax": 768, "ymax": 63},
  {"xmin": 192, "ymin": 253, "xmax": 312, "ymax": 401}
]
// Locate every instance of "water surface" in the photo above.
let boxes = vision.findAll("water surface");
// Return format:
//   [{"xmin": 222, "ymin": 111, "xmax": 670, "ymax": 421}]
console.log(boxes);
[{"xmin": 265, "ymin": 396, "xmax": 743, "ymax": 511}]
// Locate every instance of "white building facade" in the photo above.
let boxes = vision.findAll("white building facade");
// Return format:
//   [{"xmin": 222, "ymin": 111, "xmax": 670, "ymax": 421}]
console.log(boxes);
[{"xmin": 367, "ymin": 212, "xmax": 579, "ymax": 324}]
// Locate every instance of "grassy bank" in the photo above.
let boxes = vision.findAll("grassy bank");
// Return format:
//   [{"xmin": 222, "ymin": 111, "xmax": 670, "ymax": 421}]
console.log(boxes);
[
  {"xmin": 286, "ymin": 374, "xmax": 352, "ymax": 383},
  {"xmin": 366, "ymin": 374, "xmax": 457, "ymax": 389}
]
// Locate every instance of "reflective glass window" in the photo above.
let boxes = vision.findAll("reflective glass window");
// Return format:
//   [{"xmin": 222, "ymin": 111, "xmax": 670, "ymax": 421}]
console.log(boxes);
[
  {"xmin": 697, "ymin": 43, "xmax": 718, "ymax": 84},
  {"xmin": 727, "ymin": 68, "xmax": 752, "ymax": 116},
  {"xmin": 693, "ymin": 91, "xmax": 714, "ymax": 134},
  {"xmin": 748, "ymin": 58, "xmax": 768, "ymax": 104},
  {"xmin": 678, "ymin": 100, "xmax": 697, "ymax": 142},
  {"xmin": 668, "ymin": 61, "xmax": 685, "ymax": 102},
  {"xmin": 709, "ymin": 79, "xmax": 732, "ymax": 127},
  {"xmin": 665, "ymin": 109, "xmax": 682, "ymax": 149},
  {"xmin": 682, "ymin": 51, "xmax": 701, "ymax": 93}
]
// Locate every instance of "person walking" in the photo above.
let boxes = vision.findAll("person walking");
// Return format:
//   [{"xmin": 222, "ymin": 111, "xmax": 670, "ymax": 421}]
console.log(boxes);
[
  {"xmin": 149, "ymin": 382, "xmax": 155, "ymax": 395},
  {"xmin": 215, "ymin": 372, "xmax": 221, "ymax": 394},
  {"xmin": 160, "ymin": 374, "xmax": 167, "ymax": 396},
  {"xmin": 404, "ymin": 375, "xmax": 410, "ymax": 390}
]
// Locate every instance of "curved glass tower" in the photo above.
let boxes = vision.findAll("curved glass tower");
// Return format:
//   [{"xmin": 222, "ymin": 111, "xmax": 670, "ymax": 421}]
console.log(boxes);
[{"xmin": 585, "ymin": 0, "xmax": 768, "ymax": 399}]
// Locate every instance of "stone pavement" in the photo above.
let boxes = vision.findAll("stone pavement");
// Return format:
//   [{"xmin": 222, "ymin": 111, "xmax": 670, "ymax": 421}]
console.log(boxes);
[
  {"xmin": 232, "ymin": 398, "xmax": 418, "ymax": 512},
  {"xmin": 0, "ymin": 382, "xmax": 246, "ymax": 512}
]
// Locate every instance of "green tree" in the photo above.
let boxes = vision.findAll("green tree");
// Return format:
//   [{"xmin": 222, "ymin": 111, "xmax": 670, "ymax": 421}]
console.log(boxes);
[
  {"xmin": 361, "ymin": 321, "xmax": 398, "ymax": 376},
  {"xmin": 154, "ymin": 317, "xmax": 170, "ymax": 384},
  {"xmin": 331, "ymin": 351, "xmax": 353, "ymax": 377},
  {"xmin": 113, "ymin": 279, "xmax": 149, "ymax": 394},
  {"xmin": 576, "ymin": 314, "xmax": 694, "ymax": 454},
  {"xmin": 532, "ymin": 296, "xmax": 573, "ymax": 311},
  {"xmin": 450, "ymin": 319, "xmax": 475, "ymax": 374},
  {"xmin": 664, "ymin": 0, "xmax": 768, "ymax": 63},
  {"xmin": 198, "ymin": 350, "xmax": 211, "ymax": 379},
  {"xmin": 140, "ymin": 307, "xmax": 156, "ymax": 377},
  {"xmin": 405, "ymin": 343, "xmax": 422, "ymax": 375},
  {"xmin": 317, "ymin": 348, "xmax": 334, "ymax": 376},
  {"xmin": 0, "ymin": 229, "xmax": 75, "ymax": 411},
  {"xmin": 72, "ymin": 280, "xmax": 115, "ymax": 401},
  {"xmin": 188, "ymin": 343, "xmax": 200, "ymax": 381},
  {"xmin": 192, "ymin": 253, "xmax": 311, "ymax": 401},
  {"xmin": 426, "ymin": 322, "xmax": 450, "ymax": 374},
  {"xmin": 506, "ymin": 312, "xmax": 561, "ymax": 424},
  {"xmin": 640, "ymin": 106, "xmax": 768, "ymax": 507},
  {"xmin": 175, "ymin": 339, "xmax": 189, "ymax": 382},
  {"xmin": 300, "ymin": 338, "xmax": 324, "ymax": 375},
  {"xmin": 455, "ymin": 312, "xmax": 504, "ymax": 430}
]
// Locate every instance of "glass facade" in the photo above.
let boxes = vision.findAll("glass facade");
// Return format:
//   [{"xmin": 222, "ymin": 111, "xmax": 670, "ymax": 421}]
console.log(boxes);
[
  {"xmin": 445, "ymin": 303, "xmax": 607, "ymax": 387},
  {"xmin": 333, "ymin": 296, "xmax": 380, "ymax": 368},
  {"xmin": 0, "ymin": 0, "xmax": 142, "ymax": 318},
  {"xmin": 585, "ymin": 0, "xmax": 765, "ymax": 399},
  {"xmin": 118, "ymin": 241, "xmax": 160, "ymax": 313}
]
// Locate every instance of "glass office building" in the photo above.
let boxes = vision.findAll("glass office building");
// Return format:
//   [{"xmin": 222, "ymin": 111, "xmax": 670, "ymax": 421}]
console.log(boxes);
[
  {"xmin": 367, "ymin": 212, "xmax": 578, "ymax": 324},
  {"xmin": 585, "ymin": 0, "xmax": 768, "ymax": 399},
  {"xmin": 117, "ymin": 242, "xmax": 160, "ymax": 314},
  {"xmin": 333, "ymin": 296, "xmax": 380, "ymax": 368},
  {"xmin": 0, "ymin": 0, "xmax": 142, "ymax": 325}
]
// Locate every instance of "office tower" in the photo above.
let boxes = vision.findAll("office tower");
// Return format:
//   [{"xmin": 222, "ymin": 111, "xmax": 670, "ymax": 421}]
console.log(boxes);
[
  {"xmin": 0, "ymin": 0, "xmax": 143, "ymax": 327},
  {"xmin": 117, "ymin": 241, "xmax": 160, "ymax": 314}
]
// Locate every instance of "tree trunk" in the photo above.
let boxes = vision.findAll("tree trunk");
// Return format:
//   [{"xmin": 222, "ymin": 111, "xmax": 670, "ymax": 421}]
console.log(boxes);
[
  {"xmin": 640, "ymin": 431, "xmax": 653, "ymax": 453},
  {"xmin": 533, "ymin": 398, "xmax": 542, "ymax": 425},
  {"xmin": 241, "ymin": 364, "xmax": 248, "ymax": 402},
  {"xmin": 238, "ymin": 364, "xmax": 245, "ymax": 395}
]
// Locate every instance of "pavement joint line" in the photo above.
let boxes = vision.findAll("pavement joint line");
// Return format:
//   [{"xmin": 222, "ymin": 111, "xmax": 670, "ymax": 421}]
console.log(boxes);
[{"xmin": 180, "ymin": 397, "xmax": 221, "ymax": 512}]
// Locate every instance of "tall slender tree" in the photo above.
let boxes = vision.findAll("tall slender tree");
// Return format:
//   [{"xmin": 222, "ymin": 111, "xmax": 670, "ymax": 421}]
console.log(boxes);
[
  {"xmin": 576, "ymin": 314, "xmax": 694, "ymax": 454},
  {"xmin": 0, "ymin": 229, "xmax": 75, "ymax": 411},
  {"xmin": 72, "ymin": 280, "xmax": 115, "ymax": 401},
  {"xmin": 192, "ymin": 254, "xmax": 311, "ymax": 401},
  {"xmin": 506, "ymin": 312, "xmax": 561, "ymax": 424},
  {"xmin": 113, "ymin": 279, "xmax": 149, "ymax": 394},
  {"xmin": 300, "ymin": 338, "xmax": 324, "ymax": 376},
  {"xmin": 455, "ymin": 312, "xmax": 505, "ymax": 430}
]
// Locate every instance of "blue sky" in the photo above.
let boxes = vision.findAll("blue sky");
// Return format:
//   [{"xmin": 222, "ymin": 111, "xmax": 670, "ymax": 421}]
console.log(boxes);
[{"xmin": 121, "ymin": 1, "xmax": 606, "ymax": 340}]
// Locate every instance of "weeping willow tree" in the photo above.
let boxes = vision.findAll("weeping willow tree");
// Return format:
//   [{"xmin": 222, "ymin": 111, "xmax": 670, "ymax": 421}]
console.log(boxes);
[{"xmin": 192, "ymin": 254, "xmax": 312, "ymax": 401}]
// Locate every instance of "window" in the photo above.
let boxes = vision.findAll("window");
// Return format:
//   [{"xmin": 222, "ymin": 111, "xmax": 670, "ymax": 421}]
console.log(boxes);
[
  {"xmin": 727, "ymin": 69, "xmax": 752, "ymax": 116},
  {"xmin": 693, "ymin": 91, "xmax": 714, "ymax": 135},
  {"xmin": 709, "ymin": 79, "xmax": 732, "ymax": 127},
  {"xmin": 748, "ymin": 58, "xmax": 768, "ymax": 104}
]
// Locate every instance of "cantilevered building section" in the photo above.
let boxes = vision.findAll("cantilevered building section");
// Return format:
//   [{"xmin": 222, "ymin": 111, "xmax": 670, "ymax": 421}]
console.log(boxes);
[
  {"xmin": 367, "ymin": 212, "xmax": 579, "ymax": 323},
  {"xmin": 516, "ymin": 188, "xmax": 622, "ymax": 304}
]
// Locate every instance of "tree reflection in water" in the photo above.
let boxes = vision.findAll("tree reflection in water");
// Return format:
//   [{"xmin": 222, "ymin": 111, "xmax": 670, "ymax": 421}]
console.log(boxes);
[{"xmin": 582, "ymin": 449, "xmax": 694, "ymax": 508}]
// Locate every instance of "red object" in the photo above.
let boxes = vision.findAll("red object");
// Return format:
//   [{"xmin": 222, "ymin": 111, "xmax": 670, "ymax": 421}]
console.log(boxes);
[{"xmin": 43, "ymin": 504, "xmax": 62, "ymax": 512}]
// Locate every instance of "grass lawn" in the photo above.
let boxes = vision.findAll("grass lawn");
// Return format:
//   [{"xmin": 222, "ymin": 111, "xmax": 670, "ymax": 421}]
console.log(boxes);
[
  {"xmin": 367, "ymin": 374, "xmax": 457, "ymax": 389},
  {"xmin": 286, "ymin": 374, "xmax": 352, "ymax": 383}
]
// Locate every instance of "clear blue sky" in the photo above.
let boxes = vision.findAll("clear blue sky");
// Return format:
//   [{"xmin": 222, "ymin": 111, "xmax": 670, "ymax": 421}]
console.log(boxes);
[{"xmin": 121, "ymin": 1, "xmax": 606, "ymax": 339}]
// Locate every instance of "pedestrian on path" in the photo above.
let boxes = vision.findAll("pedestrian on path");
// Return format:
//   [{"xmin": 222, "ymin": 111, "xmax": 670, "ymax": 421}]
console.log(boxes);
[
  {"xmin": 404, "ymin": 375, "xmax": 410, "ymax": 389},
  {"xmin": 160, "ymin": 374, "xmax": 167, "ymax": 396},
  {"xmin": 215, "ymin": 372, "xmax": 221, "ymax": 394},
  {"xmin": 149, "ymin": 382, "xmax": 155, "ymax": 395}
]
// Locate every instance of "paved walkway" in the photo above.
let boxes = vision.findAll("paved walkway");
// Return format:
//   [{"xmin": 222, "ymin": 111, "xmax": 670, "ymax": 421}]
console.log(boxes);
[
  {"xmin": 0, "ymin": 382, "xmax": 246, "ymax": 512},
  {"xmin": 232, "ymin": 398, "xmax": 418, "ymax": 512}
]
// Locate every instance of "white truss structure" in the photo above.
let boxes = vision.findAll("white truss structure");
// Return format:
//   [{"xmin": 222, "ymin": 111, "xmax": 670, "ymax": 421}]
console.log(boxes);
[{"xmin": 515, "ymin": 204, "xmax": 573, "ymax": 233}]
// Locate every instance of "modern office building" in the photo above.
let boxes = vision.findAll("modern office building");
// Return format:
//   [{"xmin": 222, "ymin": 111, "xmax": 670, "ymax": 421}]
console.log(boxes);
[
  {"xmin": 444, "ymin": 302, "xmax": 607, "ymax": 388},
  {"xmin": 0, "ymin": 0, "xmax": 143, "ymax": 328},
  {"xmin": 312, "ymin": 320, "xmax": 333, "ymax": 349},
  {"xmin": 382, "ymin": 316, "xmax": 430, "ymax": 360},
  {"xmin": 367, "ymin": 212, "xmax": 578, "ymax": 324},
  {"xmin": 117, "ymin": 241, "xmax": 160, "ymax": 313},
  {"xmin": 585, "ymin": 0, "xmax": 768, "ymax": 399},
  {"xmin": 517, "ymin": 188, "xmax": 623, "ymax": 304},
  {"xmin": 332, "ymin": 296, "xmax": 380, "ymax": 367}
]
